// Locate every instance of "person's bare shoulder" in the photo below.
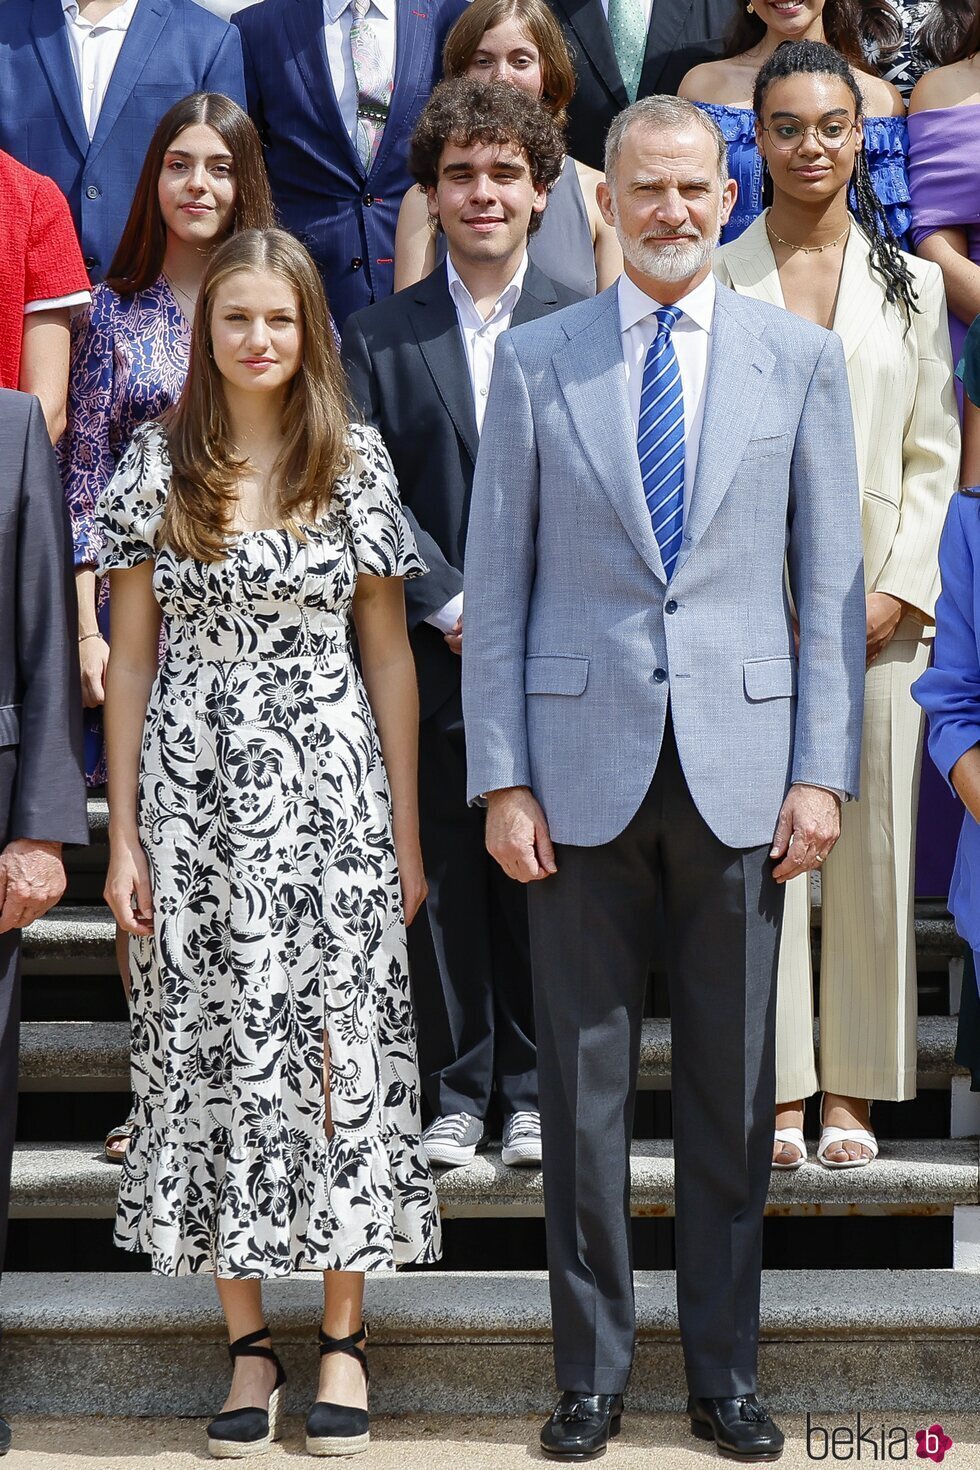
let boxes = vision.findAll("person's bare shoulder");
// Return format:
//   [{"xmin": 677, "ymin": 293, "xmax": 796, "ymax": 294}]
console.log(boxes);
[
  {"xmin": 678, "ymin": 58, "xmax": 747, "ymax": 103},
  {"xmin": 909, "ymin": 61, "xmax": 980, "ymax": 114},
  {"xmin": 858, "ymin": 72, "xmax": 906, "ymax": 117}
]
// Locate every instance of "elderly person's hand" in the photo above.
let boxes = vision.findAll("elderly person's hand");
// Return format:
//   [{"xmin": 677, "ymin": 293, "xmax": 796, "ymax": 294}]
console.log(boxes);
[
  {"xmin": 0, "ymin": 838, "xmax": 66, "ymax": 934},
  {"xmin": 770, "ymin": 784, "xmax": 841, "ymax": 884},
  {"xmin": 486, "ymin": 786, "xmax": 558, "ymax": 883}
]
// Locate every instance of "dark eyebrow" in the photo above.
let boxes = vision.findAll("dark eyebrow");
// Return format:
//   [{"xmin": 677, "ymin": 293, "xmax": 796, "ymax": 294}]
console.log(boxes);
[
  {"xmin": 165, "ymin": 147, "xmax": 235, "ymax": 162},
  {"xmin": 442, "ymin": 161, "xmax": 523, "ymax": 176},
  {"xmin": 768, "ymin": 108, "xmax": 851, "ymax": 121}
]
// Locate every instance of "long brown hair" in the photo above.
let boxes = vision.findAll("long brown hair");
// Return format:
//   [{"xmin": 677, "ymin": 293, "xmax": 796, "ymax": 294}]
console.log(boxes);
[
  {"xmin": 107, "ymin": 93, "xmax": 275, "ymax": 295},
  {"xmin": 160, "ymin": 230, "xmax": 352, "ymax": 563},
  {"xmin": 920, "ymin": 0, "xmax": 980, "ymax": 65},
  {"xmin": 724, "ymin": 0, "xmax": 901, "ymax": 73},
  {"xmin": 442, "ymin": 0, "xmax": 576, "ymax": 130}
]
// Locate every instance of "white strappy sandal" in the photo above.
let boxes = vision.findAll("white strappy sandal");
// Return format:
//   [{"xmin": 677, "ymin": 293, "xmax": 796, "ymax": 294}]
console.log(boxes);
[
  {"xmin": 817, "ymin": 1099, "xmax": 878, "ymax": 1169},
  {"xmin": 772, "ymin": 1127, "xmax": 807, "ymax": 1170}
]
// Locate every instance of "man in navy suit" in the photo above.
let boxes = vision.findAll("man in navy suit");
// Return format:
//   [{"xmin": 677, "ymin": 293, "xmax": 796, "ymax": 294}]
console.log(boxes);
[
  {"xmin": 0, "ymin": 0, "xmax": 246, "ymax": 281},
  {"xmin": 235, "ymin": 0, "xmax": 467, "ymax": 330}
]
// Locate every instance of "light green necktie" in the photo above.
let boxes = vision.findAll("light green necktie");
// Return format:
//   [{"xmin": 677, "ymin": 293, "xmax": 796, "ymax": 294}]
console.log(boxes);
[{"xmin": 607, "ymin": 0, "xmax": 646, "ymax": 103}]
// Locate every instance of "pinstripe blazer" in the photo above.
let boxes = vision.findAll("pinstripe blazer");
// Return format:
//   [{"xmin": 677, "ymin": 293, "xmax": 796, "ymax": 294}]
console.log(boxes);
[
  {"xmin": 461, "ymin": 281, "xmax": 867, "ymax": 850},
  {"xmin": 716, "ymin": 216, "xmax": 960, "ymax": 636}
]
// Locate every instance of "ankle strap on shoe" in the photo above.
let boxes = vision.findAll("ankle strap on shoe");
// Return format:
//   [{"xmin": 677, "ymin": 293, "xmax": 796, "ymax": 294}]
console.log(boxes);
[
  {"xmin": 318, "ymin": 1323, "xmax": 369, "ymax": 1383},
  {"xmin": 228, "ymin": 1325, "xmax": 276, "ymax": 1364}
]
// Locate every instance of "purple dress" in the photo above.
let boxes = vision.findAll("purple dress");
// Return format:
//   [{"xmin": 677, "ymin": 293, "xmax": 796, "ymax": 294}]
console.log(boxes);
[
  {"xmin": 908, "ymin": 105, "xmax": 980, "ymax": 894},
  {"xmin": 60, "ymin": 275, "xmax": 190, "ymax": 785}
]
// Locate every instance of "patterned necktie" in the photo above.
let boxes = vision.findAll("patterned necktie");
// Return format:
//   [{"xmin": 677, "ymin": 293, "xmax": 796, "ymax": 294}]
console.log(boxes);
[
  {"xmin": 637, "ymin": 307, "xmax": 686, "ymax": 581},
  {"xmin": 607, "ymin": 0, "xmax": 646, "ymax": 103},
  {"xmin": 349, "ymin": 0, "xmax": 393, "ymax": 171}
]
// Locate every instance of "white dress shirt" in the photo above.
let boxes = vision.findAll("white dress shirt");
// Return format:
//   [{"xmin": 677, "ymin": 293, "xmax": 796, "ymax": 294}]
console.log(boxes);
[
  {"xmin": 323, "ymin": 0, "xmax": 397, "ymax": 144},
  {"xmin": 618, "ymin": 267, "xmax": 715, "ymax": 518},
  {"xmin": 62, "ymin": 0, "xmax": 140, "ymax": 139},
  {"xmin": 424, "ymin": 253, "xmax": 530, "ymax": 634},
  {"xmin": 600, "ymin": 0, "xmax": 655, "ymax": 30}
]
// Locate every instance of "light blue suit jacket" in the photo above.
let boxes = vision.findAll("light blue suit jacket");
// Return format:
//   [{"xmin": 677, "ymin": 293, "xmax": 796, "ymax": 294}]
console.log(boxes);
[{"xmin": 461, "ymin": 280, "xmax": 866, "ymax": 850}]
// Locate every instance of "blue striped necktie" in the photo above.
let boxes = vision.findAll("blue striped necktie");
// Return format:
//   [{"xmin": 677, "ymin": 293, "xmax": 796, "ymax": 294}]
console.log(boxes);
[{"xmin": 637, "ymin": 306, "xmax": 685, "ymax": 581}]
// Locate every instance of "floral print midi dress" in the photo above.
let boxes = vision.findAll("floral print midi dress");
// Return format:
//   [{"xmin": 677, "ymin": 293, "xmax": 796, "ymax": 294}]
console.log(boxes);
[{"xmin": 96, "ymin": 419, "xmax": 442, "ymax": 1278}]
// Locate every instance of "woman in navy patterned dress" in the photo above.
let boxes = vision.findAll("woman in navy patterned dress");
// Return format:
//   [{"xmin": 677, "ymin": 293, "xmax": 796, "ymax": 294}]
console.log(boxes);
[{"xmin": 60, "ymin": 91, "xmax": 275, "ymax": 1162}]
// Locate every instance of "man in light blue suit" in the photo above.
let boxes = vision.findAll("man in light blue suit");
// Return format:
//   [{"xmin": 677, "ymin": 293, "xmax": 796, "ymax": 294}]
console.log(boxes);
[
  {"xmin": 0, "ymin": 0, "xmax": 246, "ymax": 281},
  {"xmin": 462, "ymin": 96, "xmax": 866, "ymax": 1462}
]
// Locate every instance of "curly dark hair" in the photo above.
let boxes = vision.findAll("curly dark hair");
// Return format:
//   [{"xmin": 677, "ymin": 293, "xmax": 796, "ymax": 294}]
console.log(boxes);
[
  {"xmin": 754, "ymin": 41, "xmax": 918, "ymax": 323},
  {"xmin": 409, "ymin": 78, "xmax": 564, "ymax": 236},
  {"xmin": 724, "ymin": 0, "xmax": 901, "ymax": 72}
]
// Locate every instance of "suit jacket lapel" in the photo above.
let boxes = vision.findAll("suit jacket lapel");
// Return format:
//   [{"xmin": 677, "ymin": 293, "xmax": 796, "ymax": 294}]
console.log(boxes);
[
  {"xmin": 549, "ymin": 0, "xmax": 627, "ymax": 108},
  {"xmin": 511, "ymin": 260, "xmax": 560, "ymax": 325},
  {"xmin": 681, "ymin": 285, "xmax": 775, "ymax": 565},
  {"xmin": 30, "ymin": 0, "xmax": 88, "ymax": 158},
  {"xmin": 555, "ymin": 287, "xmax": 667, "ymax": 582},
  {"xmin": 287, "ymin": 0, "xmax": 363, "ymax": 176},
  {"xmin": 715, "ymin": 215, "xmax": 786, "ymax": 309},
  {"xmin": 369, "ymin": 0, "xmax": 424, "ymax": 180},
  {"xmin": 87, "ymin": 0, "xmax": 172, "ymax": 163},
  {"xmin": 831, "ymin": 225, "xmax": 883, "ymax": 362},
  {"xmin": 639, "ymin": 0, "xmax": 697, "ymax": 94},
  {"xmin": 412, "ymin": 265, "xmax": 480, "ymax": 465}
]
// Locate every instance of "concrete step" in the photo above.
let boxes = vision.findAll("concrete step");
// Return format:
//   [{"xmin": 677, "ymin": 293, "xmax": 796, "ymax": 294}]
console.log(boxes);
[
  {"xmin": 1, "ymin": 1269, "xmax": 977, "ymax": 1415},
  {"xmin": 19, "ymin": 1016, "xmax": 964, "ymax": 1093},
  {"xmin": 9, "ymin": 1138, "xmax": 977, "ymax": 1220}
]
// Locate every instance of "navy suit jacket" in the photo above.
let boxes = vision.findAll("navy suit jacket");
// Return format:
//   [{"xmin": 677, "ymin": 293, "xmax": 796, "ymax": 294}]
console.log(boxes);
[
  {"xmin": 235, "ymin": 0, "xmax": 466, "ymax": 330},
  {"xmin": 0, "ymin": 0, "xmax": 246, "ymax": 281}
]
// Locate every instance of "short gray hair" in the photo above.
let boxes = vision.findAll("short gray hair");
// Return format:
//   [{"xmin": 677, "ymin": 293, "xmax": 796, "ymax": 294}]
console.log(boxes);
[{"xmin": 603, "ymin": 95, "xmax": 729, "ymax": 189}]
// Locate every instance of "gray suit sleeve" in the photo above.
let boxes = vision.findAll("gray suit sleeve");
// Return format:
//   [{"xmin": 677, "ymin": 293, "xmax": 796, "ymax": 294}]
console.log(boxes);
[
  {"xmin": 786, "ymin": 333, "xmax": 866, "ymax": 799},
  {"xmin": 340, "ymin": 314, "xmax": 464, "ymax": 629},
  {"xmin": 12, "ymin": 398, "xmax": 88, "ymax": 845},
  {"xmin": 462, "ymin": 334, "xmax": 537, "ymax": 801}
]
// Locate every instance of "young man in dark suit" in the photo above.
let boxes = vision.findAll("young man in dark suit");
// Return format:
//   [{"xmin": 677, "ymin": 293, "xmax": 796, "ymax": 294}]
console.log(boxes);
[{"xmin": 342, "ymin": 79, "xmax": 581, "ymax": 1169}]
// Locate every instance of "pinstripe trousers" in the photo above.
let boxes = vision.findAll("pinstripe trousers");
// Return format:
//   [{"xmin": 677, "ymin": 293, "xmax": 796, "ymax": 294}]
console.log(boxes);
[{"xmin": 776, "ymin": 635, "xmax": 931, "ymax": 1103}]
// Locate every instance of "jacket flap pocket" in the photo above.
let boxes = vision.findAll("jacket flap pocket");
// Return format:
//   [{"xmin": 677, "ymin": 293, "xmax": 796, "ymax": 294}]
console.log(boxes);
[
  {"xmin": 525, "ymin": 655, "xmax": 590, "ymax": 696},
  {"xmin": 741, "ymin": 432, "xmax": 789, "ymax": 462},
  {"xmin": 0, "ymin": 703, "xmax": 21, "ymax": 746},
  {"xmin": 743, "ymin": 657, "xmax": 796, "ymax": 701}
]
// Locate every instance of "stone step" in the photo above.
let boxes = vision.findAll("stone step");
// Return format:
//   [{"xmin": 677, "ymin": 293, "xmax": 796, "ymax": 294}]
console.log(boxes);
[
  {"xmin": 1, "ymin": 1268, "xmax": 977, "ymax": 1415},
  {"xmin": 9, "ymin": 1138, "xmax": 977, "ymax": 1220},
  {"xmin": 18, "ymin": 1015, "xmax": 966, "ymax": 1093}
]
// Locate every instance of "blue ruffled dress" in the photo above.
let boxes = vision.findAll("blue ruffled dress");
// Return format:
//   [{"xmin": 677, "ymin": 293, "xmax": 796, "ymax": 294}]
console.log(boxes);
[{"xmin": 696, "ymin": 102, "xmax": 911, "ymax": 247}]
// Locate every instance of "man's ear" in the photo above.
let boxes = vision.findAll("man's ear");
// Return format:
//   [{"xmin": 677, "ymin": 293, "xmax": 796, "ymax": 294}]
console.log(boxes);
[
  {"xmin": 597, "ymin": 180, "xmax": 616, "ymax": 230},
  {"xmin": 426, "ymin": 183, "xmax": 440, "ymax": 225}
]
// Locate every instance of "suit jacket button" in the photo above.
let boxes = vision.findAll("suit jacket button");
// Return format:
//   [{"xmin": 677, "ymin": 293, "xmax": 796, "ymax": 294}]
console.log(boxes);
[
  {"xmin": 363, "ymin": 193, "xmax": 374, "ymax": 206},
  {"xmin": 83, "ymin": 255, "xmax": 97, "ymax": 270},
  {"xmin": 665, "ymin": 600, "xmax": 678, "ymax": 614},
  {"xmin": 85, "ymin": 184, "xmax": 100, "ymax": 199},
  {"xmin": 351, "ymin": 257, "xmax": 363, "ymax": 270},
  {"xmin": 653, "ymin": 668, "xmax": 667, "ymax": 683}
]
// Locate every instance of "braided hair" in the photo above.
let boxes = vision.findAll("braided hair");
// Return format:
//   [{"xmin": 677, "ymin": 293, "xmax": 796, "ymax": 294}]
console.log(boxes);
[{"xmin": 754, "ymin": 40, "xmax": 918, "ymax": 322}]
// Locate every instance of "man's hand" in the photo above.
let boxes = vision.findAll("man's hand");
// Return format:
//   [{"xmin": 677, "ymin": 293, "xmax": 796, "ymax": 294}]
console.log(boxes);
[
  {"xmin": 770, "ymin": 784, "xmax": 841, "ymax": 883},
  {"xmin": 486, "ymin": 785, "xmax": 558, "ymax": 883},
  {"xmin": 866, "ymin": 592, "xmax": 905, "ymax": 665},
  {"xmin": 443, "ymin": 613, "xmax": 462, "ymax": 657},
  {"xmin": 0, "ymin": 839, "xmax": 66, "ymax": 934}
]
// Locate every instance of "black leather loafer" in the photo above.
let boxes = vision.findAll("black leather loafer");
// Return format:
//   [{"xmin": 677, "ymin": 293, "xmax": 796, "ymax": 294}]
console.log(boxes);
[
  {"xmin": 540, "ymin": 1392, "xmax": 624, "ymax": 1460},
  {"xmin": 0, "ymin": 1413, "xmax": 10, "ymax": 1457},
  {"xmin": 688, "ymin": 1395, "xmax": 785, "ymax": 1461}
]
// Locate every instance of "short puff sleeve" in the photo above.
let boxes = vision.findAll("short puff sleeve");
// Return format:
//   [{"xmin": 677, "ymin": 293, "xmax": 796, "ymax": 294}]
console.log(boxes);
[
  {"xmin": 95, "ymin": 421, "xmax": 170, "ymax": 573},
  {"xmin": 338, "ymin": 422, "xmax": 427, "ymax": 579}
]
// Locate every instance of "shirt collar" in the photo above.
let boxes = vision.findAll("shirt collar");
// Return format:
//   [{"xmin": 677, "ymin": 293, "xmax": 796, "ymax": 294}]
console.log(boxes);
[
  {"xmin": 617, "ymin": 267, "xmax": 716, "ymax": 335},
  {"xmin": 446, "ymin": 252, "xmax": 529, "ymax": 325},
  {"xmin": 323, "ymin": 0, "xmax": 395, "ymax": 22},
  {"xmin": 62, "ymin": 0, "xmax": 139, "ymax": 28}
]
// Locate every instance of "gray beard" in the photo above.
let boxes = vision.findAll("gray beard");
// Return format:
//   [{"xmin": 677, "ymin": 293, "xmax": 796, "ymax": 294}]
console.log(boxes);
[{"xmin": 621, "ymin": 232, "xmax": 715, "ymax": 283}]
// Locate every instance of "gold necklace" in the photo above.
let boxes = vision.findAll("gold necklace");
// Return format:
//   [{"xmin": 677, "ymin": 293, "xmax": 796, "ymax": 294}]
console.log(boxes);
[
  {"xmin": 164, "ymin": 273, "xmax": 198, "ymax": 318},
  {"xmin": 765, "ymin": 218, "xmax": 850, "ymax": 254}
]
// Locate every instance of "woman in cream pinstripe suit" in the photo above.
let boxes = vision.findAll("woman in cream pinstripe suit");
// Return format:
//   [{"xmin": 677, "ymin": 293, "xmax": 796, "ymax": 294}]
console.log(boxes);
[{"xmin": 716, "ymin": 39, "xmax": 959, "ymax": 1168}]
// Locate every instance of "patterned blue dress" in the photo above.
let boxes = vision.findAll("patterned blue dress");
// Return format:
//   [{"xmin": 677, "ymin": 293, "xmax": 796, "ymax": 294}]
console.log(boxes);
[
  {"xmin": 696, "ymin": 102, "xmax": 912, "ymax": 247},
  {"xmin": 60, "ymin": 276, "xmax": 191, "ymax": 785}
]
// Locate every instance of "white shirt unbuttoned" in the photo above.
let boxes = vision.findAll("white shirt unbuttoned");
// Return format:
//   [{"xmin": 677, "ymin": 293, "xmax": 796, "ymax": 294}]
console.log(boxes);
[
  {"xmin": 322, "ymin": 0, "xmax": 397, "ymax": 144},
  {"xmin": 61, "ymin": 0, "xmax": 140, "ymax": 138}
]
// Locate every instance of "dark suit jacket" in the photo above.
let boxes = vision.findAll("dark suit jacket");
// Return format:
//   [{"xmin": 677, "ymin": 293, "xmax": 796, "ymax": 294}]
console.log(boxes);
[
  {"xmin": 341, "ymin": 260, "xmax": 582, "ymax": 719},
  {"xmin": 545, "ymin": 0, "xmax": 731, "ymax": 168},
  {"xmin": 235, "ymin": 0, "xmax": 467, "ymax": 330},
  {"xmin": 0, "ymin": 0, "xmax": 246, "ymax": 281},
  {"xmin": 0, "ymin": 392, "xmax": 87, "ymax": 847}
]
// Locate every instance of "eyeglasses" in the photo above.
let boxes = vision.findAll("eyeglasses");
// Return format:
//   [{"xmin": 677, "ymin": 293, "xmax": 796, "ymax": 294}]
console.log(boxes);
[{"xmin": 763, "ymin": 119, "xmax": 856, "ymax": 151}]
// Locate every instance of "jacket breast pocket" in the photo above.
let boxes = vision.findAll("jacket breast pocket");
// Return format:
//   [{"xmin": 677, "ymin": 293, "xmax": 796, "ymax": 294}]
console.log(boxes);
[
  {"xmin": 743, "ymin": 656, "xmax": 796, "ymax": 701},
  {"xmin": 863, "ymin": 484, "xmax": 901, "ymax": 510},
  {"xmin": 741, "ymin": 433, "xmax": 790, "ymax": 462},
  {"xmin": 0, "ymin": 704, "xmax": 21, "ymax": 748},
  {"xmin": 525, "ymin": 655, "xmax": 590, "ymax": 696}
]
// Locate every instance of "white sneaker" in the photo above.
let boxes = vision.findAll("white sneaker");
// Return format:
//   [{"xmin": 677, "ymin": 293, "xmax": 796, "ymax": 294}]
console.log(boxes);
[
  {"xmin": 501, "ymin": 1110, "xmax": 542, "ymax": 1167},
  {"xmin": 422, "ymin": 1112, "xmax": 485, "ymax": 1167}
]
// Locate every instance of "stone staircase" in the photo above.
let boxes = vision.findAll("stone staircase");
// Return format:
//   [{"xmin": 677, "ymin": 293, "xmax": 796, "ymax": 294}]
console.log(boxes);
[{"xmin": 3, "ymin": 798, "xmax": 979, "ymax": 1416}]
